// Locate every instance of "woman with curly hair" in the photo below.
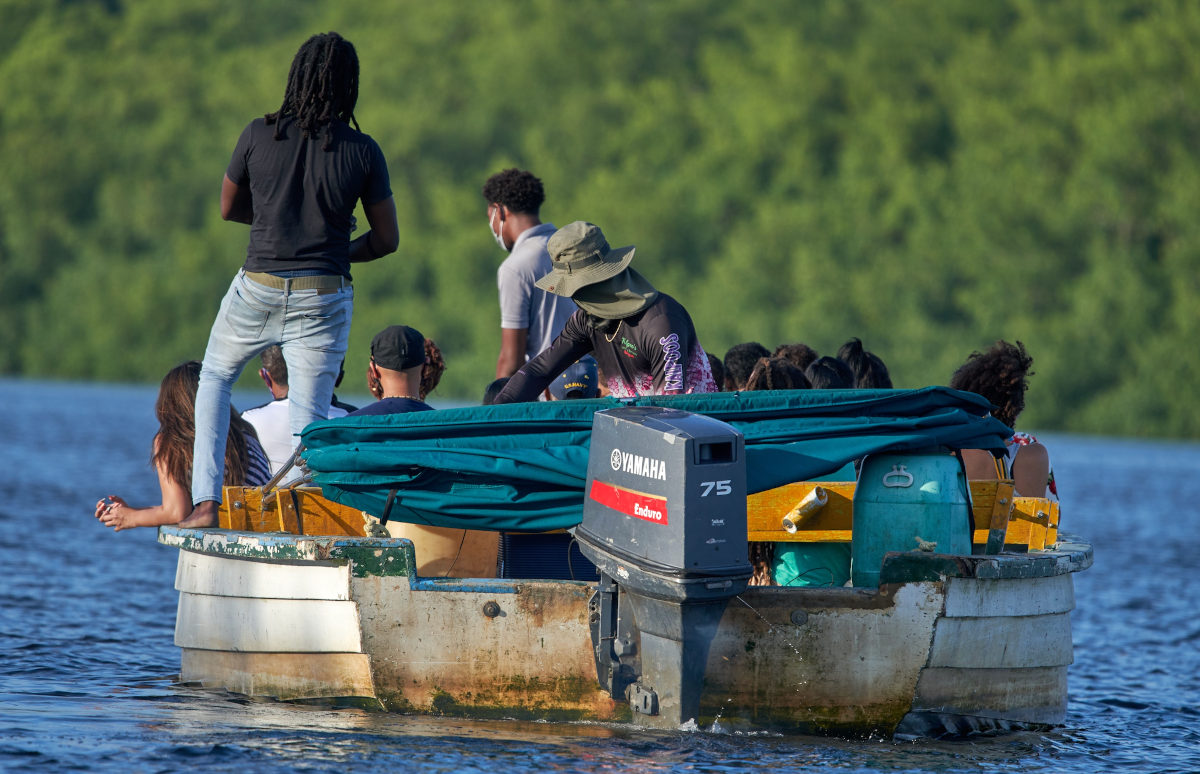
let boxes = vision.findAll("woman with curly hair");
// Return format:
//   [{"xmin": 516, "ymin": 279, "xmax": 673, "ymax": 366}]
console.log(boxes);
[
  {"xmin": 96, "ymin": 362, "xmax": 271, "ymax": 532},
  {"xmin": 949, "ymin": 340, "xmax": 1054, "ymax": 498}
]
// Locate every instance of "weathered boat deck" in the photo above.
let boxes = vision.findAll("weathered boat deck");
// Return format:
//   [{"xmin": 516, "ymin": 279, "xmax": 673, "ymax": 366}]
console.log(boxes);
[{"xmin": 158, "ymin": 526, "xmax": 1091, "ymax": 737}]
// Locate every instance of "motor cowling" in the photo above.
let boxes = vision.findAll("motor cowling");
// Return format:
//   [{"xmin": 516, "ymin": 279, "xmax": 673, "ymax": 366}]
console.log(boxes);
[{"xmin": 574, "ymin": 406, "xmax": 751, "ymax": 727}]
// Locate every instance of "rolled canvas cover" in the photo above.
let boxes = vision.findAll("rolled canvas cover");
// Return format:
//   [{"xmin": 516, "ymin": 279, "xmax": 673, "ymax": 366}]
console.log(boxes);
[{"xmin": 301, "ymin": 387, "xmax": 1009, "ymax": 532}]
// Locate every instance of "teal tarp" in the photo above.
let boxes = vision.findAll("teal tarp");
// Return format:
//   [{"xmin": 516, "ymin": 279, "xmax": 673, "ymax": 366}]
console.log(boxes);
[{"xmin": 300, "ymin": 387, "xmax": 1010, "ymax": 532}]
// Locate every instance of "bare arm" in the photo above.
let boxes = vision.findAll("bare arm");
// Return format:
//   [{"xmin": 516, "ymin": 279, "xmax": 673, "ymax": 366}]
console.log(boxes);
[
  {"xmin": 496, "ymin": 328, "xmax": 529, "ymax": 379},
  {"xmin": 494, "ymin": 332, "xmax": 593, "ymax": 404},
  {"xmin": 349, "ymin": 196, "xmax": 399, "ymax": 262},
  {"xmin": 220, "ymin": 174, "xmax": 253, "ymax": 224},
  {"xmin": 96, "ymin": 456, "xmax": 193, "ymax": 532}
]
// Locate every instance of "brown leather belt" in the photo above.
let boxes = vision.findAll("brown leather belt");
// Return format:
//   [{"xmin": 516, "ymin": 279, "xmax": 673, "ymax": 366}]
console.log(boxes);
[{"xmin": 244, "ymin": 271, "xmax": 349, "ymax": 292}]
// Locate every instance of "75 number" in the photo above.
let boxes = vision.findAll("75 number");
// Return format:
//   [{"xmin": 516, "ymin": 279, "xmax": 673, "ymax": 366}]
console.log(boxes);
[{"xmin": 699, "ymin": 480, "xmax": 732, "ymax": 497}]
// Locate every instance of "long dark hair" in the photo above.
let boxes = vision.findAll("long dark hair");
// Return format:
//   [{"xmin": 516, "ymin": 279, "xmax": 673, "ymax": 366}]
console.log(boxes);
[
  {"xmin": 152, "ymin": 361, "xmax": 258, "ymax": 489},
  {"xmin": 837, "ymin": 337, "xmax": 892, "ymax": 388},
  {"xmin": 266, "ymin": 32, "xmax": 360, "ymax": 150}
]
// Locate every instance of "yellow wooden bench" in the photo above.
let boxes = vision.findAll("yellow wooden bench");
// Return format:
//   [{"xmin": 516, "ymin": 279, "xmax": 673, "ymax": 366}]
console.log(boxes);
[
  {"xmin": 218, "ymin": 479, "xmax": 1060, "ymax": 554},
  {"xmin": 1005, "ymin": 497, "xmax": 1060, "ymax": 550},
  {"xmin": 219, "ymin": 485, "xmax": 369, "ymax": 536},
  {"xmin": 746, "ymin": 479, "xmax": 1059, "ymax": 552}
]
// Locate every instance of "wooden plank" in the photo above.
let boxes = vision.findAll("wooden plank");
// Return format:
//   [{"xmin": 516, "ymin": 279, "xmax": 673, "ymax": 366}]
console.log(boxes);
[
  {"xmin": 1046, "ymin": 500, "xmax": 1060, "ymax": 547},
  {"xmin": 1011, "ymin": 497, "xmax": 1057, "ymax": 550},
  {"xmin": 220, "ymin": 486, "xmax": 251, "ymax": 531},
  {"xmin": 175, "ymin": 592, "xmax": 363, "ymax": 652},
  {"xmin": 747, "ymin": 482, "xmax": 856, "ymax": 531},
  {"xmin": 246, "ymin": 486, "xmax": 280, "ymax": 533},
  {"xmin": 175, "ymin": 549, "xmax": 351, "ymax": 601},
  {"xmin": 911, "ymin": 665, "xmax": 1068, "ymax": 726},
  {"xmin": 747, "ymin": 482, "xmax": 854, "ymax": 542},
  {"xmin": 181, "ymin": 648, "xmax": 376, "ymax": 702},
  {"xmin": 747, "ymin": 528, "xmax": 852, "ymax": 542},
  {"xmin": 220, "ymin": 486, "xmax": 369, "ymax": 537},
  {"xmin": 286, "ymin": 488, "xmax": 368, "ymax": 537},
  {"xmin": 943, "ymin": 574, "xmax": 1074, "ymax": 618},
  {"xmin": 981, "ymin": 481, "xmax": 1013, "ymax": 554},
  {"xmin": 276, "ymin": 489, "xmax": 300, "ymax": 534},
  {"xmin": 927, "ymin": 612, "xmax": 1074, "ymax": 668}
]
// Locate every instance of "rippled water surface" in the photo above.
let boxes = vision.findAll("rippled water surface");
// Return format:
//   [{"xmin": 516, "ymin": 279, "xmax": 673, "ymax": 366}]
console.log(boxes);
[{"xmin": 1, "ymin": 378, "xmax": 1197, "ymax": 772}]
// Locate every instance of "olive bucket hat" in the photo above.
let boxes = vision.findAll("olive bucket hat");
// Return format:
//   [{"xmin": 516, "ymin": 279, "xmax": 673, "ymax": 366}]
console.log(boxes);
[{"xmin": 535, "ymin": 221, "xmax": 637, "ymax": 298}]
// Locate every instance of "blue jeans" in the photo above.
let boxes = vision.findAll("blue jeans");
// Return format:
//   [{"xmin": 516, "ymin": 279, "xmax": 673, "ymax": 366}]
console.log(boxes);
[{"xmin": 191, "ymin": 270, "xmax": 353, "ymax": 505}]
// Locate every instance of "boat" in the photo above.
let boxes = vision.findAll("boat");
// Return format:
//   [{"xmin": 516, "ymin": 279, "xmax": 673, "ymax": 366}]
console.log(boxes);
[{"xmin": 156, "ymin": 388, "xmax": 1091, "ymax": 739}]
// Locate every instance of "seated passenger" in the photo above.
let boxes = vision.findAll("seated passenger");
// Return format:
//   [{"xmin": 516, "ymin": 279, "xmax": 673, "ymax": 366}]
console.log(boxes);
[
  {"xmin": 494, "ymin": 221, "xmax": 718, "ymax": 402},
  {"xmin": 356, "ymin": 325, "xmax": 498, "ymax": 576},
  {"xmin": 949, "ymin": 340, "xmax": 1055, "ymax": 498},
  {"xmin": 805, "ymin": 356, "xmax": 855, "ymax": 389},
  {"xmin": 836, "ymin": 338, "xmax": 893, "ymax": 388},
  {"xmin": 242, "ymin": 345, "xmax": 354, "ymax": 478},
  {"xmin": 743, "ymin": 356, "xmax": 810, "ymax": 391},
  {"xmin": 706, "ymin": 352, "xmax": 726, "ymax": 392},
  {"xmin": 723, "ymin": 342, "xmax": 770, "ymax": 391},
  {"xmin": 353, "ymin": 325, "xmax": 436, "ymax": 416},
  {"xmin": 549, "ymin": 357, "xmax": 599, "ymax": 400},
  {"xmin": 482, "ymin": 377, "xmax": 509, "ymax": 405},
  {"xmin": 773, "ymin": 342, "xmax": 819, "ymax": 373},
  {"xmin": 95, "ymin": 361, "xmax": 270, "ymax": 531}
]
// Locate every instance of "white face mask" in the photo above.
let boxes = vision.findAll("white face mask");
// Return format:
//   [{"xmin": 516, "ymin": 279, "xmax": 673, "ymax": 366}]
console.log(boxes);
[{"xmin": 489, "ymin": 207, "xmax": 509, "ymax": 252}]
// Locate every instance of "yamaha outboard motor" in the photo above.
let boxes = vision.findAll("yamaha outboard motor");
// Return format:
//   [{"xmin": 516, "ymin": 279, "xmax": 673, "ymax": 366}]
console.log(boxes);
[{"xmin": 573, "ymin": 406, "xmax": 751, "ymax": 728}]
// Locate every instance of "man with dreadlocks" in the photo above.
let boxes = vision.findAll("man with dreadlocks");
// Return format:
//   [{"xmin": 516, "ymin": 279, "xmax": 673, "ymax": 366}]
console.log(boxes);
[{"xmin": 183, "ymin": 32, "xmax": 398, "ymax": 528}]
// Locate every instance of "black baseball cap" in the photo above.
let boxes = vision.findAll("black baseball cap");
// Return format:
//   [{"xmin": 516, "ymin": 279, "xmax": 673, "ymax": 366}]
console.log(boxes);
[{"xmin": 370, "ymin": 325, "xmax": 426, "ymax": 371}]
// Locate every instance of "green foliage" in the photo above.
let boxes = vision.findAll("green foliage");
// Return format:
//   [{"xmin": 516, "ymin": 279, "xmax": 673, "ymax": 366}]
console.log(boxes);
[{"xmin": 1, "ymin": 0, "xmax": 1197, "ymax": 437}]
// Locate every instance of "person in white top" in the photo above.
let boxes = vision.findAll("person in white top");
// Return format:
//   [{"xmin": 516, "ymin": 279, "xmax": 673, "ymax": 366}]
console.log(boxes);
[
  {"xmin": 482, "ymin": 168, "xmax": 577, "ymax": 378},
  {"xmin": 241, "ymin": 345, "xmax": 353, "ymax": 479}
]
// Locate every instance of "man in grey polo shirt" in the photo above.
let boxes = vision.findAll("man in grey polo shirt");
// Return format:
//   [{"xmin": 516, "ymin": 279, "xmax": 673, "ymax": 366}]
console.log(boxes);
[{"xmin": 482, "ymin": 168, "xmax": 576, "ymax": 378}]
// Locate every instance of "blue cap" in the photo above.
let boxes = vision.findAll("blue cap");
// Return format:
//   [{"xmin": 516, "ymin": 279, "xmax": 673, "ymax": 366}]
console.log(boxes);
[{"xmin": 549, "ymin": 357, "xmax": 599, "ymax": 400}]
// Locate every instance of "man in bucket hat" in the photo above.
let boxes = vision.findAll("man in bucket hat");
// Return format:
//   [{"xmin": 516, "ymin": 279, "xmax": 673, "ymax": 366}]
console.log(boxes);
[{"xmin": 494, "ymin": 222, "xmax": 718, "ymax": 402}]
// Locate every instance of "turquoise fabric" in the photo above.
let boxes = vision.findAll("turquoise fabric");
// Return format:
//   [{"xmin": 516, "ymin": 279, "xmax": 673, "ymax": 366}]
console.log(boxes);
[
  {"xmin": 774, "ymin": 544, "xmax": 852, "ymax": 587},
  {"xmin": 300, "ymin": 387, "xmax": 1010, "ymax": 531}
]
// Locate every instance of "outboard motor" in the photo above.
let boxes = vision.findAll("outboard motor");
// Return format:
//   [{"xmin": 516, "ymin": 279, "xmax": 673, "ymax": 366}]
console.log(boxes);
[{"xmin": 573, "ymin": 406, "xmax": 751, "ymax": 728}]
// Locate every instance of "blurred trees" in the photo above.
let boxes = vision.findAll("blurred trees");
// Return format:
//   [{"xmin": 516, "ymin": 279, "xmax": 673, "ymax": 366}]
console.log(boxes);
[{"xmin": 1, "ymin": 0, "xmax": 1197, "ymax": 437}]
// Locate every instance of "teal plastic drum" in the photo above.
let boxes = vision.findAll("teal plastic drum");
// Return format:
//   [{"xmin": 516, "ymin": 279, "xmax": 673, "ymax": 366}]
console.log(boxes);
[{"xmin": 850, "ymin": 453, "xmax": 971, "ymax": 588}]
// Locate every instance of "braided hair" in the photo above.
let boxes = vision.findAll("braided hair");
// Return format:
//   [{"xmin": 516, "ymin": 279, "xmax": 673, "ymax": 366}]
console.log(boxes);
[
  {"xmin": 266, "ymin": 32, "xmax": 360, "ymax": 150},
  {"xmin": 420, "ymin": 338, "xmax": 446, "ymax": 401},
  {"xmin": 744, "ymin": 356, "xmax": 810, "ymax": 391}
]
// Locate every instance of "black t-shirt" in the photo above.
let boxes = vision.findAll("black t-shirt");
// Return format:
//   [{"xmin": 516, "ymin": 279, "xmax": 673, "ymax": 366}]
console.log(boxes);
[
  {"xmin": 495, "ymin": 293, "xmax": 718, "ymax": 403},
  {"xmin": 350, "ymin": 398, "xmax": 435, "ymax": 416},
  {"xmin": 227, "ymin": 115, "xmax": 392, "ymax": 279}
]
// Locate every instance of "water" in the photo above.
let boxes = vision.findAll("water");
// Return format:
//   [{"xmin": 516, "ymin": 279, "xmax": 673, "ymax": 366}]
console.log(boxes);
[{"xmin": 1, "ymin": 378, "xmax": 1197, "ymax": 773}]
